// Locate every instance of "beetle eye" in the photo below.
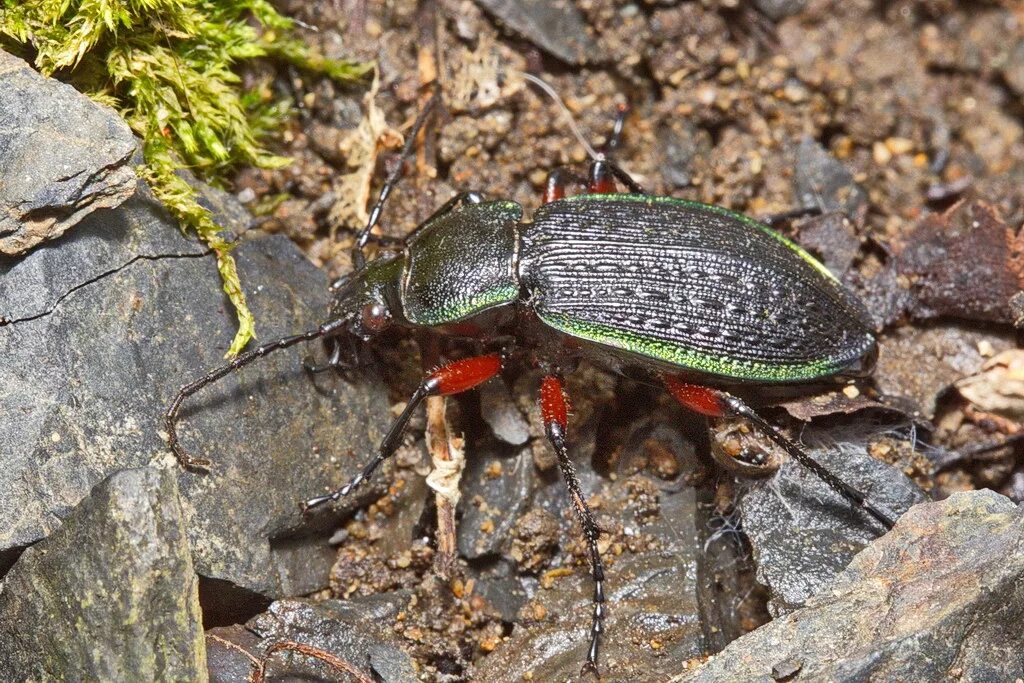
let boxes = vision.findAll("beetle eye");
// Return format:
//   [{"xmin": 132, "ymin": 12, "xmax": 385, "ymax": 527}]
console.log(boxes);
[{"xmin": 360, "ymin": 302, "xmax": 391, "ymax": 334}]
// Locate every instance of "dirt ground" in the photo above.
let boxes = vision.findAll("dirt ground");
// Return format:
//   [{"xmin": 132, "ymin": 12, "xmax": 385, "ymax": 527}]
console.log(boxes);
[{"xmin": 230, "ymin": 1, "xmax": 1024, "ymax": 679}]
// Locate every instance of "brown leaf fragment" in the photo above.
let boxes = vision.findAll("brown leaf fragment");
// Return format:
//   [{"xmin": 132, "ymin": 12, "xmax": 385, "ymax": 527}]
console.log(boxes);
[
  {"xmin": 955, "ymin": 349, "xmax": 1024, "ymax": 423},
  {"xmin": 896, "ymin": 200, "xmax": 1024, "ymax": 324}
]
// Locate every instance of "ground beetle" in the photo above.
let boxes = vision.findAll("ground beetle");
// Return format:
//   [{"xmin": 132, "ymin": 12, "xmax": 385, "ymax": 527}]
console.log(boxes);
[{"xmin": 166, "ymin": 84, "xmax": 898, "ymax": 674}]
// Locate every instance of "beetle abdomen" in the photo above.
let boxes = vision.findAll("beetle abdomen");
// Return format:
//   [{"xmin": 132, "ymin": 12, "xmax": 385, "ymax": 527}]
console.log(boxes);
[{"xmin": 520, "ymin": 194, "xmax": 876, "ymax": 383}]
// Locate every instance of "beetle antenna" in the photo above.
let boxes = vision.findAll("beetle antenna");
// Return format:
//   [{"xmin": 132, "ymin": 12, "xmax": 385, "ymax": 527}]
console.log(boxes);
[
  {"xmin": 521, "ymin": 72, "xmax": 603, "ymax": 163},
  {"xmin": 166, "ymin": 319, "xmax": 348, "ymax": 471}
]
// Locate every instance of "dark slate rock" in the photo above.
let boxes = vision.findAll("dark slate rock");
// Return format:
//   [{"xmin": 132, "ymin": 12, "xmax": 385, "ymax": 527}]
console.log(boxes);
[
  {"xmin": 0, "ymin": 50, "xmax": 136, "ymax": 255},
  {"xmin": 472, "ymin": 478, "xmax": 706, "ymax": 681},
  {"xmin": 740, "ymin": 429, "xmax": 927, "ymax": 615},
  {"xmin": 0, "ymin": 183, "xmax": 390, "ymax": 597},
  {"xmin": 674, "ymin": 491, "xmax": 1024, "ymax": 682},
  {"xmin": 458, "ymin": 444, "xmax": 535, "ymax": 559},
  {"xmin": 657, "ymin": 120, "xmax": 714, "ymax": 190},
  {"xmin": 794, "ymin": 137, "xmax": 868, "ymax": 220},
  {"xmin": 207, "ymin": 596, "xmax": 416, "ymax": 683},
  {"xmin": 0, "ymin": 467, "xmax": 205, "ymax": 681},
  {"xmin": 473, "ymin": 0, "xmax": 597, "ymax": 65}
]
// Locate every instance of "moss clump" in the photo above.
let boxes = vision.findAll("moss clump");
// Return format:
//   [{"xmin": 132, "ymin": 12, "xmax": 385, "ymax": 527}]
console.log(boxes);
[{"xmin": 1, "ymin": 0, "xmax": 370, "ymax": 356}]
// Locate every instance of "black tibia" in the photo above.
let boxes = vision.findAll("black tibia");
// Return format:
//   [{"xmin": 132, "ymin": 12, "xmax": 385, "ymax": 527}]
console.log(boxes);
[
  {"xmin": 303, "ymin": 378, "xmax": 438, "ymax": 511},
  {"xmin": 303, "ymin": 336, "xmax": 347, "ymax": 374},
  {"xmin": 715, "ymin": 391, "xmax": 898, "ymax": 531},
  {"xmin": 352, "ymin": 86, "xmax": 442, "ymax": 270},
  {"xmin": 165, "ymin": 318, "xmax": 348, "ymax": 471},
  {"xmin": 543, "ymin": 417, "xmax": 606, "ymax": 673},
  {"xmin": 303, "ymin": 353, "xmax": 504, "ymax": 511}
]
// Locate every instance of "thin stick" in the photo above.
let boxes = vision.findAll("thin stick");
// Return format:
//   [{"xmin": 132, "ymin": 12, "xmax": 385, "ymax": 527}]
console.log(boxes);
[{"xmin": 426, "ymin": 395, "xmax": 463, "ymax": 578}]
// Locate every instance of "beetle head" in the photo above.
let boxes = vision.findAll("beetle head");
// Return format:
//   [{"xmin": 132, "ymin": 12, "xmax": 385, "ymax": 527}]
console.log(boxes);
[{"xmin": 318, "ymin": 254, "xmax": 407, "ymax": 369}]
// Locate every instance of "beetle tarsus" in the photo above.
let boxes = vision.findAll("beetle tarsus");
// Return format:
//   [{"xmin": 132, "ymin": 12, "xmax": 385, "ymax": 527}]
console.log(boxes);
[
  {"xmin": 717, "ymin": 390, "xmax": 898, "ymax": 532},
  {"xmin": 301, "ymin": 354, "xmax": 504, "ymax": 513}
]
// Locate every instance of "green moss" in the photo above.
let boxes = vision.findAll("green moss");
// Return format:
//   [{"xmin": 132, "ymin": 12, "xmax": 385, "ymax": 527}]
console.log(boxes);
[{"xmin": 1, "ymin": 0, "xmax": 370, "ymax": 356}]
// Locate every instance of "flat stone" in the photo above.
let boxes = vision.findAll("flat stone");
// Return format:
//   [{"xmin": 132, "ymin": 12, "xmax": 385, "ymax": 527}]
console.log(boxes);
[
  {"xmin": 458, "ymin": 444, "xmax": 535, "ymax": 559},
  {"xmin": 0, "ymin": 182, "xmax": 390, "ymax": 597},
  {"xmin": 740, "ymin": 429, "xmax": 928, "ymax": 615},
  {"xmin": 674, "ymin": 490, "xmax": 1024, "ymax": 682},
  {"xmin": 0, "ymin": 50, "xmax": 136, "ymax": 255},
  {"xmin": 794, "ymin": 137, "xmax": 868, "ymax": 221},
  {"xmin": 0, "ymin": 467, "xmax": 206, "ymax": 681},
  {"xmin": 479, "ymin": 380, "xmax": 531, "ymax": 446},
  {"xmin": 753, "ymin": 0, "xmax": 807, "ymax": 20}
]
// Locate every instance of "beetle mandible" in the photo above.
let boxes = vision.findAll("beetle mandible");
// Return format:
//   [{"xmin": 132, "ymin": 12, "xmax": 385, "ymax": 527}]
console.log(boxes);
[{"xmin": 166, "ymin": 82, "xmax": 898, "ymax": 674}]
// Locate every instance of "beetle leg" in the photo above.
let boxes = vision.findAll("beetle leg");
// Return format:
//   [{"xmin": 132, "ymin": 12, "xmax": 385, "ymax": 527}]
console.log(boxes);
[
  {"xmin": 539, "ymin": 374, "xmax": 606, "ymax": 674},
  {"xmin": 303, "ymin": 353, "xmax": 504, "ymax": 510},
  {"xmin": 587, "ymin": 159, "xmax": 618, "ymax": 194},
  {"xmin": 603, "ymin": 103, "xmax": 629, "ymax": 157},
  {"xmin": 586, "ymin": 158, "xmax": 646, "ymax": 195},
  {"xmin": 302, "ymin": 337, "xmax": 345, "ymax": 374},
  {"xmin": 663, "ymin": 378, "xmax": 897, "ymax": 531},
  {"xmin": 353, "ymin": 84, "xmax": 442, "ymax": 270}
]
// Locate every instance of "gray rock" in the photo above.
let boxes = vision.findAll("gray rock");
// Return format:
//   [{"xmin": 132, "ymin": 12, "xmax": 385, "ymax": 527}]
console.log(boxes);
[
  {"xmin": 740, "ymin": 429, "xmax": 928, "ymax": 615},
  {"xmin": 657, "ymin": 120, "xmax": 713, "ymax": 190},
  {"xmin": 797, "ymin": 213, "xmax": 861, "ymax": 278},
  {"xmin": 0, "ymin": 50, "xmax": 136, "ymax": 255},
  {"xmin": 0, "ymin": 467, "xmax": 206, "ymax": 681},
  {"xmin": 458, "ymin": 444, "xmax": 535, "ymax": 559},
  {"xmin": 0, "ymin": 182, "xmax": 390, "ymax": 597},
  {"xmin": 206, "ymin": 596, "xmax": 416, "ymax": 683},
  {"xmin": 673, "ymin": 490, "xmax": 1024, "ymax": 682},
  {"xmin": 474, "ymin": 0, "xmax": 597, "ymax": 65},
  {"xmin": 794, "ymin": 137, "xmax": 868, "ymax": 220}
]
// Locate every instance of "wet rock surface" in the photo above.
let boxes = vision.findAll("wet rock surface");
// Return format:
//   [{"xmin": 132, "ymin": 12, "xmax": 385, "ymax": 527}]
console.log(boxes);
[
  {"xmin": 0, "ymin": 467, "xmax": 205, "ymax": 681},
  {"xmin": 0, "ymin": 50, "xmax": 136, "ymax": 256},
  {"xmin": 673, "ymin": 490, "xmax": 1024, "ymax": 682},
  {"xmin": 0, "ymin": 182, "xmax": 390, "ymax": 596}
]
